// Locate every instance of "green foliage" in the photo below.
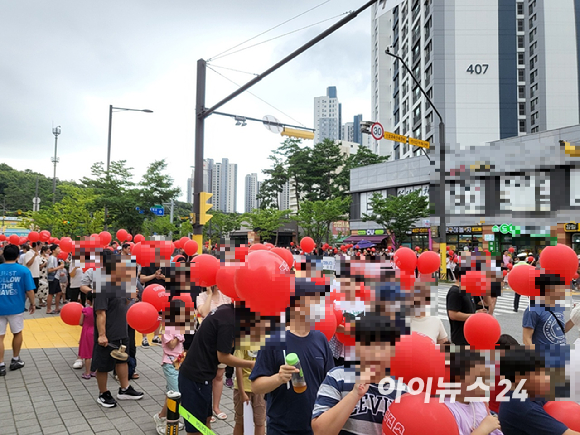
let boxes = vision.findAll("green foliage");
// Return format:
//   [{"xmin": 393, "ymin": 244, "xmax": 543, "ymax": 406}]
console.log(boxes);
[
  {"xmin": 362, "ymin": 190, "xmax": 430, "ymax": 248},
  {"xmin": 142, "ymin": 216, "xmax": 177, "ymax": 237},
  {"xmin": 176, "ymin": 219, "xmax": 193, "ymax": 239},
  {"xmin": 243, "ymin": 208, "xmax": 291, "ymax": 244},
  {"xmin": 292, "ymin": 197, "xmax": 351, "ymax": 247},
  {"xmin": 258, "ymin": 161, "xmax": 288, "ymax": 209},
  {"xmin": 203, "ymin": 211, "xmax": 243, "ymax": 241},
  {"xmin": 305, "ymin": 139, "xmax": 347, "ymax": 202}
]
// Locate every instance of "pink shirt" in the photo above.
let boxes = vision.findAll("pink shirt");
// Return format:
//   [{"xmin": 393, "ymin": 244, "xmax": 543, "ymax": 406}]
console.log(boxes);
[
  {"xmin": 196, "ymin": 290, "xmax": 232, "ymax": 317},
  {"xmin": 444, "ymin": 400, "xmax": 503, "ymax": 435},
  {"xmin": 162, "ymin": 326, "xmax": 184, "ymax": 365}
]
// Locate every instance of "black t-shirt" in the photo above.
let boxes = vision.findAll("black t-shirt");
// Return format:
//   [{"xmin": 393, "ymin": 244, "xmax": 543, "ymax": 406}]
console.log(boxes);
[
  {"xmin": 180, "ymin": 304, "xmax": 235, "ymax": 382},
  {"xmin": 93, "ymin": 288, "xmax": 128, "ymax": 342},
  {"xmin": 446, "ymin": 285, "xmax": 476, "ymax": 345},
  {"xmin": 140, "ymin": 265, "xmax": 169, "ymax": 288}
]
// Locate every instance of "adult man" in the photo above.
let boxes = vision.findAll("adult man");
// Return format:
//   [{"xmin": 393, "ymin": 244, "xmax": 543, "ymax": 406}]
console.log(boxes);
[
  {"xmin": 121, "ymin": 243, "xmax": 131, "ymax": 256},
  {"xmin": 46, "ymin": 244, "xmax": 64, "ymax": 314},
  {"xmin": 139, "ymin": 256, "xmax": 169, "ymax": 346},
  {"xmin": 92, "ymin": 251, "xmax": 143, "ymax": 407},
  {"xmin": 23, "ymin": 242, "xmax": 41, "ymax": 309},
  {"xmin": 0, "ymin": 244, "xmax": 35, "ymax": 376}
]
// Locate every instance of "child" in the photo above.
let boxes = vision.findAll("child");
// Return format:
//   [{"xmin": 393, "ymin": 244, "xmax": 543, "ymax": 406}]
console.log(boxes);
[
  {"xmin": 311, "ymin": 313, "xmax": 408, "ymax": 435},
  {"xmin": 444, "ymin": 349, "xmax": 502, "ymax": 435},
  {"xmin": 153, "ymin": 299, "xmax": 186, "ymax": 435},
  {"xmin": 78, "ymin": 292, "xmax": 95, "ymax": 379}
]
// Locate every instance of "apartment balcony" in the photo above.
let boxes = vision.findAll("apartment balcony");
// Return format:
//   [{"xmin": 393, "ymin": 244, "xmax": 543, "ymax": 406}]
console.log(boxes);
[
  {"xmin": 412, "ymin": 5, "xmax": 420, "ymax": 23},
  {"xmin": 412, "ymin": 27, "xmax": 421, "ymax": 45}
]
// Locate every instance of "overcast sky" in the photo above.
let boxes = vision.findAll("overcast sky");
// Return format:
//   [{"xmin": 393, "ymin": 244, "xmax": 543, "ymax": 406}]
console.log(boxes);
[{"xmin": 0, "ymin": 0, "xmax": 372, "ymax": 213}]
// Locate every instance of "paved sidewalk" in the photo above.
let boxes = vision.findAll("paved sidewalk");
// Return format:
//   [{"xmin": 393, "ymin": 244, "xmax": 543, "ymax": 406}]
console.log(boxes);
[{"xmin": 0, "ymin": 345, "xmax": 236, "ymax": 435}]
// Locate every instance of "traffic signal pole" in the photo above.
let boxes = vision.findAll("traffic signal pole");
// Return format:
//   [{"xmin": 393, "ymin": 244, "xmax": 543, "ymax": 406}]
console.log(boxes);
[{"xmin": 192, "ymin": 0, "xmax": 380, "ymax": 249}]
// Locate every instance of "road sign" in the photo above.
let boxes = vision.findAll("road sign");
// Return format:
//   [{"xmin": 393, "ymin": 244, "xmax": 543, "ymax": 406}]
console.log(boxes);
[
  {"xmin": 371, "ymin": 122, "xmax": 384, "ymax": 141},
  {"xmin": 150, "ymin": 206, "xmax": 164, "ymax": 216},
  {"xmin": 409, "ymin": 137, "xmax": 430, "ymax": 149},
  {"xmin": 263, "ymin": 115, "xmax": 283, "ymax": 134},
  {"xmin": 383, "ymin": 131, "xmax": 407, "ymax": 144}
]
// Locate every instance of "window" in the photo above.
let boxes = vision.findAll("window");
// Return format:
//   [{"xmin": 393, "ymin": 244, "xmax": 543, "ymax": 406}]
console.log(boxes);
[
  {"xmin": 394, "ymin": 109, "xmax": 400, "ymax": 124},
  {"xmin": 413, "ymin": 126, "xmax": 421, "ymax": 139},
  {"xmin": 518, "ymin": 35, "xmax": 524, "ymax": 49},
  {"xmin": 517, "ymin": 3, "xmax": 524, "ymax": 15},
  {"xmin": 531, "ymin": 126, "xmax": 539, "ymax": 133},
  {"xmin": 531, "ymin": 98, "xmax": 538, "ymax": 112},
  {"xmin": 519, "ymin": 86, "xmax": 525, "ymax": 99},
  {"xmin": 531, "ymin": 112, "xmax": 538, "ymax": 125},
  {"xmin": 529, "ymin": 14, "xmax": 536, "ymax": 28},
  {"xmin": 530, "ymin": 42, "xmax": 537, "ymax": 56},
  {"xmin": 518, "ymin": 53, "xmax": 525, "ymax": 65},
  {"xmin": 531, "ymin": 84, "xmax": 538, "ymax": 98},
  {"xmin": 529, "ymin": 0, "xmax": 536, "ymax": 14},
  {"xmin": 519, "ymin": 102, "xmax": 525, "ymax": 116},
  {"xmin": 519, "ymin": 119, "xmax": 526, "ymax": 132},
  {"xmin": 530, "ymin": 28, "xmax": 536, "ymax": 43},
  {"xmin": 530, "ymin": 56, "xmax": 536, "ymax": 70},
  {"xmin": 518, "ymin": 69, "xmax": 525, "ymax": 82},
  {"xmin": 518, "ymin": 19, "xmax": 524, "ymax": 32},
  {"xmin": 530, "ymin": 70, "xmax": 537, "ymax": 84},
  {"xmin": 403, "ymin": 98, "xmax": 409, "ymax": 114}
]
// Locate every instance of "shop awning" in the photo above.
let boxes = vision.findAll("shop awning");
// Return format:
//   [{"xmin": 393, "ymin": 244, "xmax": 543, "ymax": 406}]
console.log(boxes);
[{"xmin": 343, "ymin": 235, "xmax": 388, "ymax": 244}]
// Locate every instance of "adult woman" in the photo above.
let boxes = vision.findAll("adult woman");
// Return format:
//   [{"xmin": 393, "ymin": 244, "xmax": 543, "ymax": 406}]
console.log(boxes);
[
  {"xmin": 37, "ymin": 245, "xmax": 50, "ymax": 307},
  {"xmin": 196, "ymin": 285, "xmax": 232, "ymax": 422}
]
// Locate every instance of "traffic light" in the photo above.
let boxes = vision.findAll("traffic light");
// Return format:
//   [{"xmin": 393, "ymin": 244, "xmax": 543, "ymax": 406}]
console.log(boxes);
[
  {"xmin": 281, "ymin": 127, "xmax": 315, "ymax": 140},
  {"xmin": 199, "ymin": 192, "xmax": 213, "ymax": 225}
]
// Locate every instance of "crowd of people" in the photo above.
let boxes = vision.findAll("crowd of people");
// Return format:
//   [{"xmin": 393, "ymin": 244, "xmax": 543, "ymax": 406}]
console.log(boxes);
[{"xmin": 1, "ymin": 237, "xmax": 580, "ymax": 435}]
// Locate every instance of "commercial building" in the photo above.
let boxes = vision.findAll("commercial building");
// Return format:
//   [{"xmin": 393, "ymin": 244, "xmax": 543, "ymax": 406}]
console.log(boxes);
[
  {"xmin": 349, "ymin": 125, "xmax": 580, "ymax": 255},
  {"xmin": 244, "ymin": 173, "xmax": 261, "ymax": 213},
  {"xmin": 314, "ymin": 86, "xmax": 342, "ymax": 144},
  {"xmin": 370, "ymin": 0, "xmax": 580, "ymax": 159}
]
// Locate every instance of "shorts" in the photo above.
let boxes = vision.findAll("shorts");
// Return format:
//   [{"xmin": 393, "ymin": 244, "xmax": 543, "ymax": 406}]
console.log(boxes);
[
  {"xmin": 91, "ymin": 338, "xmax": 128, "ymax": 373},
  {"xmin": 217, "ymin": 363, "xmax": 227, "ymax": 369},
  {"xmin": 48, "ymin": 280, "xmax": 61, "ymax": 295},
  {"xmin": 162, "ymin": 363, "xmax": 180, "ymax": 393},
  {"xmin": 233, "ymin": 389, "xmax": 266, "ymax": 426},
  {"xmin": 0, "ymin": 313, "xmax": 25, "ymax": 335},
  {"xmin": 179, "ymin": 373, "xmax": 212, "ymax": 433},
  {"xmin": 33, "ymin": 278, "xmax": 39, "ymax": 293}
]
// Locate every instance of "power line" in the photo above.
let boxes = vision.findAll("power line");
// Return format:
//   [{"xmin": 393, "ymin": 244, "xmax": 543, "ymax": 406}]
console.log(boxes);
[
  {"xmin": 211, "ymin": 12, "xmax": 350, "ymax": 61},
  {"xmin": 207, "ymin": 0, "xmax": 332, "ymax": 61},
  {"xmin": 206, "ymin": 64, "xmax": 258, "ymax": 76},
  {"xmin": 206, "ymin": 65, "xmax": 306, "ymax": 127}
]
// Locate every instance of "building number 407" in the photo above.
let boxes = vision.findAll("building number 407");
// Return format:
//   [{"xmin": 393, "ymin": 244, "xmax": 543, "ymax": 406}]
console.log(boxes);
[{"xmin": 467, "ymin": 64, "xmax": 489, "ymax": 74}]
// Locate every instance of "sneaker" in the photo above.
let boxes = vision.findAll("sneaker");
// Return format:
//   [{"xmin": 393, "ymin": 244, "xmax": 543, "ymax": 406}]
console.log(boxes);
[
  {"xmin": 142, "ymin": 338, "xmax": 150, "ymax": 348},
  {"xmin": 225, "ymin": 378, "xmax": 234, "ymax": 388},
  {"xmin": 72, "ymin": 359, "xmax": 83, "ymax": 369},
  {"xmin": 117, "ymin": 385, "xmax": 144, "ymax": 400},
  {"xmin": 9, "ymin": 358, "xmax": 24, "ymax": 371},
  {"xmin": 97, "ymin": 391, "xmax": 117, "ymax": 408},
  {"xmin": 154, "ymin": 413, "xmax": 166, "ymax": 434},
  {"xmin": 0, "ymin": 364, "xmax": 5, "ymax": 377},
  {"xmin": 152, "ymin": 336, "xmax": 162, "ymax": 345}
]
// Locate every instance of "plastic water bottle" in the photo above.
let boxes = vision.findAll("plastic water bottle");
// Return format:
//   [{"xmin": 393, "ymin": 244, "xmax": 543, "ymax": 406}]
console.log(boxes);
[{"xmin": 285, "ymin": 353, "xmax": 307, "ymax": 393}]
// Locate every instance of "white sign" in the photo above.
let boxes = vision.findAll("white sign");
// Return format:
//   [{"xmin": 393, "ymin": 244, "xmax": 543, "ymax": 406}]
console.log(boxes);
[
  {"xmin": 397, "ymin": 184, "xmax": 429, "ymax": 197},
  {"xmin": 484, "ymin": 234, "xmax": 495, "ymax": 242},
  {"xmin": 423, "ymin": 219, "xmax": 431, "ymax": 228},
  {"xmin": 371, "ymin": 122, "xmax": 384, "ymax": 141}
]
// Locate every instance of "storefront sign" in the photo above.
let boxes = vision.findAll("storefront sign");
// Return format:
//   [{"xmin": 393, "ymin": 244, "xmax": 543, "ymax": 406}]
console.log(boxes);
[
  {"xmin": 565, "ymin": 222, "xmax": 578, "ymax": 232},
  {"xmin": 350, "ymin": 229, "xmax": 386, "ymax": 236},
  {"xmin": 484, "ymin": 234, "xmax": 495, "ymax": 242},
  {"xmin": 492, "ymin": 224, "xmax": 521, "ymax": 236},
  {"xmin": 332, "ymin": 221, "xmax": 350, "ymax": 237},
  {"xmin": 396, "ymin": 184, "xmax": 429, "ymax": 197},
  {"xmin": 447, "ymin": 226, "xmax": 483, "ymax": 234},
  {"xmin": 411, "ymin": 228, "xmax": 429, "ymax": 234}
]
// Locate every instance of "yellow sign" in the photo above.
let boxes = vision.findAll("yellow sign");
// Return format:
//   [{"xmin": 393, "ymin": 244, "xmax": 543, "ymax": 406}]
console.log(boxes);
[
  {"xmin": 384, "ymin": 131, "xmax": 408, "ymax": 143},
  {"xmin": 565, "ymin": 222, "xmax": 578, "ymax": 232},
  {"xmin": 561, "ymin": 140, "xmax": 580, "ymax": 157},
  {"xmin": 408, "ymin": 137, "xmax": 430, "ymax": 149}
]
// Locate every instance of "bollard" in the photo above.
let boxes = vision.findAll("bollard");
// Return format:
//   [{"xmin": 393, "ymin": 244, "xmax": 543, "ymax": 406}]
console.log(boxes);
[{"xmin": 165, "ymin": 390, "xmax": 182, "ymax": 435}]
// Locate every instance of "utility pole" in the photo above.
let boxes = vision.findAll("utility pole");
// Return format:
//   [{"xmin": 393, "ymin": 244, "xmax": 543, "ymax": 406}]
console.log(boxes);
[
  {"xmin": 193, "ymin": 0, "xmax": 380, "ymax": 252},
  {"xmin": 32, "ymin": 174, "xmax": 41, "ymax": 212},
  {"xmin": 52, "ymin": 126, "xmax": 61, "ymax": 204}
]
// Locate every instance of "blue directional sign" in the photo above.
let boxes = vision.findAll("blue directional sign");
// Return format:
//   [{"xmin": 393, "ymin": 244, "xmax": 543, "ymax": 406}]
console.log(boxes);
[
  {"xmin": 135, "ymin": 207, "xmax": 145, "ymax": 215},
  {"xmin": 150, "ymin": 206, "xmax": 164, "ymax": 216}
]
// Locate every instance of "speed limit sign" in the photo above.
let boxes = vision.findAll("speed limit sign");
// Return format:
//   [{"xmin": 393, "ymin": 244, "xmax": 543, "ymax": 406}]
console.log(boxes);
[{"xmin": 371, "ymin": 122, "xmax": 384, "ymax": 141}]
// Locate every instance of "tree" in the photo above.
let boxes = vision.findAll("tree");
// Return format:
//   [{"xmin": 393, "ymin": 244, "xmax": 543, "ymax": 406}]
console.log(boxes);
[
  {"xmin": 293, "ymin": 197, "xmax": 351, "ymax": 247},
  {"xmin": 258, "ymin": 160, "xmax": 288, "ymax": 209},
  {"xmin": 274, "ymin": 138, "xmax": 312, "ymax": 211},
  {"xmin": 142, "ymin": 216, "xmax": 177, "ymax": 237},
  {"xmin": 203, "ymin": 211, "xmax": 243, "ymax": 241},
  {"xmin": 363, "ymin": 190, "xmax": 431, "ymax": 249},
  {"xmin": 334, "ymin": 146, "xmax": 390, "ymax": 196},
  {"xmin": 244, "ymin": 208, "xmax": 291, "ymax": 245},
  {"xmin": 306, "ymin": 139, "xmax": 347, "ymax": 202}
]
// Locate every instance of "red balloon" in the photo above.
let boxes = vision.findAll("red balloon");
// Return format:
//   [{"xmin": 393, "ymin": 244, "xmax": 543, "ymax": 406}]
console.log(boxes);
[
  {"xmin": 575, "ymin": 273, "xmax": 580, "ymax": 280},
  {"xmin": 159, "ymin": 241, "xmax": 174, "ymax": 260},
  {"xmin": 527, "ymin": 256, "xmax": 534, "ymax": 263},
  {"xmin": 314, "ymin": 302, "xmax": 337, "ymax": 340},
  {"xmin": 59, "ymin": 237, "xmax": 73, "ymax": 253},
  {"xmin": 39, "ymin": 230, "xmax": 51, "ymax": 242},
  {"xmin": 173, "ymin": 238, "xmax": 182, "ymax": 249},
  {"xmin": 216, "ymin": 264, "xmax": 242, "ymax": 301},
  {"xmin": 391, "ymin": 332, "xmax": 447, "ymax": 392},
  {"xmin": 235, "ymin": 246, "xmax": 249, "ymax": 262},
  {"xmin": 393, "ymin": 247, "xmax": 417, "ymax": 273},
  {"xmin": 190, "ymin": 254, "xmax": 220, "ymax": 287},
  {"xmin": 446, "ymin": 246, "xmax": 450, "ymax": 251},
  {"xmin": 9, "ymin": 234, "xmax": 20, "ymax": 245},
  {"xmin": 503, "ymin": 270, "xmax": 508, "ymax": 277},
  {"xmin": 449, "ymin": 250, "xmax": 455, "ymax": 256},
  {"xmin": 331, "ymin": 299, "xmax": 344, "ymax": 325},
  {"xmin": 57, "ymin": 251, "xmax": 68, "ymax": 261},
  {"xmin": 290, "ymin": 242, "xmax": 294, "ymax": 246},
  {"xmin": 126, "ymin": 234, "xmax": 132, "ymax": 242},
  {"xmin": 140, "ymin": 319, "xmax": 161, "ymax": 335},
  {"xmin": 465, "ymin": 313, "xmax": 501, "ymax": 350},
  {"xmin": 179, "ymin": 237, "xmax": 189, "ymax": 250},
  {"xmin": 508, "ymin": 264, "xmax": 542, "ymax": 297},
  {"xmin": 134, "ymin": 234, "xmax": 145, "ymax": 244},
  {"xmin": 19, "ymin": 237, "xmax": 27, "ymax": 246},
  {"xmin": 335, "ymin": 323, "xmax": 356, "ymax": 346},
  {"xmin": 264, "ymin": 242, "xmax": 274, "ymax": 249},
  {"xmin": 543, "ymin": 401, "xmax": 580, "ymax": 431},
  {"xmin": 508, "ymin": 247, "xmax": 515, "ymax": 253},
  {"xmin": 116, "ymin": 229, "xmax": 128, "ymax": 242},
  {"xmin": 249, "ymin": 243, "xmax": 268, "ymax": 252},
  {"xmin": 383, "ymin": 393, "xmax": 459, "ymax": 435},
  {"xmin": 417, "ymin": 251, "xmax": 441, "ymax": 274},
  {"xmin": 183, "ymin": 240, "xmax": 199, "ymax": 256},
  {"xmin": 142, "ymin": 284, "xmax": 169, "ymax": 312},
  {"xmin": 507, "ymin": 263, "xmax": 513, "ymax": 270},
  {"xmin": 234, "ymin": 250, "xmax": 292, "ymax": 316},
  {"xmin": 540, "ymin": 244, "xmax": 579, "ymax": 284},
  {"xmin": 99, "ymin": 231, "xmax": 112, "ymax": 246},
  {"xmin": 300, "ymin": 237, "xmax": 315, "ymax": 254},
  {"xmin": 0, "ymin": 234, "xmax": 5, "ymax": 241},
  {"xmin": 135, "ymin": 244, "xmax": 155, "ymax": 267},
  {"xmin": 399, "ymin": 271, "xmax": 416, "ymax": 291},
  {"xmin": 60, "ymin": 302, "xmax": 83, "ymax": 325},
  {"xmin": 171, "ymin": 294, "xmax": 194, "ymax": 310},
  {"xmin": 415, "ymin": 246, "xmax": 420, "ymax": 252},
  {"xmin": 28, "ymin": 231, "xmax": 39, "ymax": 243},
  {"xmin": 461, "ymin": 270, "xmax": 489, "ymax": 297},
  {"xmin": 127, "ymin": 302, "xmax": 160, "ymax": 333},
  {"xmin": 270, "ymin": 247, "xmax": 294, "ymax": 269}
]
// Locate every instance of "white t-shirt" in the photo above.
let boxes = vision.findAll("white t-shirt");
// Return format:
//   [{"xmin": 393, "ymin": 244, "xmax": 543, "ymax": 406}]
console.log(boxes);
[
  {"xmin": 410, "ymin": 315, "xmax": 448, "ymax": 344},
  {"xmin": 69, "ymin": 262, "xmax": 83, "ymax": 288},
  {"xmin": 24, "ymin": 251, "xmax": 41, "ymax": 278}
]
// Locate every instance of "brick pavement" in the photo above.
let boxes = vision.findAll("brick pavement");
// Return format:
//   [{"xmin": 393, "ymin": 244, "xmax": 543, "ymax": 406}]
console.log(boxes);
[{"xmin": 0, "ymin": 344, "xmax": 236, "ymax": 435}]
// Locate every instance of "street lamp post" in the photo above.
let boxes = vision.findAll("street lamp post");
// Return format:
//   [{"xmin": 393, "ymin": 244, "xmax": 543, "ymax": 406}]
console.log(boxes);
[
  {"xmin": 104, "ymin": 105, "xmax": 153, "ymax": 230},
  {"xmin": 52, "ymin": 126, "xmax": 61, "ymax": 204},
  {"xmin": 385, "ymin": 48, "xmax": 447, "ymax": 279}
]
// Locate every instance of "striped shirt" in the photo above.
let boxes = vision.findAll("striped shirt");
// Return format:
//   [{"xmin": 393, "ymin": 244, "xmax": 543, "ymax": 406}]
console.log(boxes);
[{"xmin": 312, "ymin": 367, "xmax": 406, "ymax": 435}]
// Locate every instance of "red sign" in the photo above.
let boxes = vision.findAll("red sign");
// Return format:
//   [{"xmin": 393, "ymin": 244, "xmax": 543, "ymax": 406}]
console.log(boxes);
[{"xmin": 332, "ymin": 221, "xmax": 350, "ymax": 237}]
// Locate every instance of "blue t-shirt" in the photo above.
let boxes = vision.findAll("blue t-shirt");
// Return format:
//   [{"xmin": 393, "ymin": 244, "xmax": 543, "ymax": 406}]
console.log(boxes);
[
  {"xmin": 522, "ymin": 303, "xmax": 569, "ymax": 367},
  {"xmin": 312, "ymin": 367, "xmax": 407, "ymax": 435},
  {"xmin": 249, "ymin": 329, "xmax": 334, "ymax": 435},
  {"xmin": 0, "ymin": 263, "xmax": 35, "ymax": 316},
  {"xmin": 498, "ymin": 391, "xmax": 569, "ymax": 435}
]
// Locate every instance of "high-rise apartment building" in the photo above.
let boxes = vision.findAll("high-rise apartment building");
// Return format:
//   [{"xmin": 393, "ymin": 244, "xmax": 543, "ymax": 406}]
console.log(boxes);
[
  {"xmin": 342, "ymin": 122, "xmax": 354, "ymax": 142},
  {"xmin": 211, "ymin": 158, "xmax": 237, "ymax": 213},
  {"xmin": 187, "ymin": 160, "xmax": 213, "ymax": 203},
  {"xmin": 371, "ymin": 0, "xmax": 580, "ymax": 159},
  {"xmin": 352, "ymin": 114, "xmax": 363, "ymax": 145},
  {"xmin": 314, "ymin": 86, "xmax": 342, "ymax": 144},
  {"xmin": 244, "ymin": 173, "xmax": 261, "ymax": 213}
]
